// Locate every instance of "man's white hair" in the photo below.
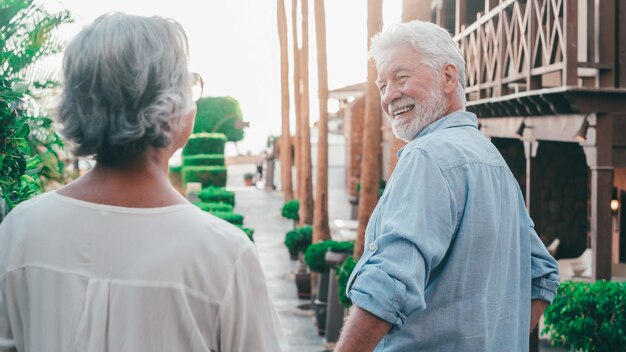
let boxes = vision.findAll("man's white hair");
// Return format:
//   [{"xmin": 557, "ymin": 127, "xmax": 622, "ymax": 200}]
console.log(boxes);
[{"xmin": 369, "ymin": 20, "xmax": 466, "ymax": 106}]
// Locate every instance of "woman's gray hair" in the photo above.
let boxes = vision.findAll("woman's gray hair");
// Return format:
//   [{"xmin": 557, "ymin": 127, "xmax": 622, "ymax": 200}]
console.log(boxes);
[
  {"xmin": 58, "ymin": 12, "xmax": 193, "ymax": 164},
  {"xmin": 369, "ymin": 20, "xmax": 466, "ymax": 105}
]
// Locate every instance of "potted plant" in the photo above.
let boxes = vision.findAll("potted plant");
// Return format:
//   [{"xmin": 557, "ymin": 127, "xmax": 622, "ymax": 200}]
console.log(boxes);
[
  {"xmin": 284, "ymin": 225, "xmax": 312, "ymax": 260},
  {"xmin": 243, "ymin": 172, "xmax": 254, "ymax": 186},
  {"xmin": 284, "ymin": 226, "xmax": 313, "ymax": 299},
  {"xmin": 304, "ymin": 240, "xmax": 354, "ymax": 335},
  {"xmin": 543, "ymin": 280, "xmax": 626, "ymax": 351}
]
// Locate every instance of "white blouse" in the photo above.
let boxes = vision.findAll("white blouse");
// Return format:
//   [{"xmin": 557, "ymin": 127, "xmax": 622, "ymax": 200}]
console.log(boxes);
[{"xmin": 0, "ymin": 192, "xmax": 287, "ymax": 352}]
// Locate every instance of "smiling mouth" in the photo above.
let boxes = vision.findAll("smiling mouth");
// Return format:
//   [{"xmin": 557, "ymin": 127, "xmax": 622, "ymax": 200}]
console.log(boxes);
[{"xmin": 392, "ymin": 105, "xmax": 415, "ymax": 118}]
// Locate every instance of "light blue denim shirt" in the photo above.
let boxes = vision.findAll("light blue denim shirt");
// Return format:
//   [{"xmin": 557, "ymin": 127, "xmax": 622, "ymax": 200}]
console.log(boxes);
[{"xmin": 347, "ymin": 111, "xmax": 559, "ymax": 351}]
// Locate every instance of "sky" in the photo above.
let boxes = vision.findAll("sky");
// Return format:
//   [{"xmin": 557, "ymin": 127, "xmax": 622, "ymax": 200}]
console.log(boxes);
[{"xmin": 44, "ymin": 0, "xmax": 403, "ymax": 156}]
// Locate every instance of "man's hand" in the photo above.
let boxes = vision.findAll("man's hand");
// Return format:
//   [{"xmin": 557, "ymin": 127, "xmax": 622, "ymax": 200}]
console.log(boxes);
[
  {"xmin": 530, "ymin": 299, "xmax": 548, "ymax": 333},
  {"xmin": 334, "ymin": 305, "xmax": 392, "ymax": 352}
]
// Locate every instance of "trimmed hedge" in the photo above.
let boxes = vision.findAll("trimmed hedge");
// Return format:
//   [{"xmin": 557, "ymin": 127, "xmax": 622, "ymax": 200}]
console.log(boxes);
[
  {"xmin": 198, "ymin": 186, "xmax": 235, "ymax": 205},
  {"xmin": 543, "ymin": 280, "xmax": 626, "ymax": 351},
  {"xmin": 183, "ymin": 166, "xmax": 227, "ymax": 187},
  {"xmin": 183, "ymin": 132, "xmax": 227, "ymax": 155},
  {"xmin": 183, "ymin": 154, "xmax": 225, "ymax": 167},
  {"xmin": 195, "ymin": 201, "xmax": 233, "ymax": 213},
  {"xmin": 284, "ymin": 225, "xmax": 312, "ymax": 254},
  {"xmin": 169, "ymin": 164, "xmax": 183, "ymax": 173},
  {"xmin": 212, "ymin": 211, "xmax": 244, "ymax": 226},
  {"xmin": 304, "ymin": 240, "xmax": 354, "ymax": 273}
]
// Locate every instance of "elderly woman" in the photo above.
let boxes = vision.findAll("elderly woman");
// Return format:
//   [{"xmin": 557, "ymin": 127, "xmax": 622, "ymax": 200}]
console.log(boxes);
[{"xmin": 0, "ymin": 13, "xmax": 287, "ymax": 352}]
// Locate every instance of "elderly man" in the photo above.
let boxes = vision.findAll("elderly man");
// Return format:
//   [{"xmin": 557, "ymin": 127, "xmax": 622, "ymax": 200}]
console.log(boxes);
[{"xmin": 335, "ymin": 21, "xmax": 559, "ymax": 352}]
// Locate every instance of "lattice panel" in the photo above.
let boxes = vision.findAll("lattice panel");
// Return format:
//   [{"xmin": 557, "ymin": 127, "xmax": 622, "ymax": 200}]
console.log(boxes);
[
  {"xmin": 502, "ymin": 1, "xmax": 530, "ymax": 79},
  {"xmin": 532, "ymin": 0, "xmax": 565, "ymax": 68},
  {"xmin": 455, "ymin": 0, "xmax": 573, "ymax": 99}
]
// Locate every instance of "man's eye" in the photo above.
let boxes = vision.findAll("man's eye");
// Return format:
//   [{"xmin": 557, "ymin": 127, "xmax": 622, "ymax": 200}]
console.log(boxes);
[
  {"xmin": 398, "ymin": 75, "xmax": 409, "ymax": 82},
  {"xmin": 379, "ymin": 85, "xmax": 386, "ymax": 93}
]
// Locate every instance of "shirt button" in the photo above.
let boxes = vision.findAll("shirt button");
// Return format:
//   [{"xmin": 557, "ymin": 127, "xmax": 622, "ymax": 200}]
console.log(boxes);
[{"xmin": 368, "ymin": 242, "xmax": 378, "ymax": 251}]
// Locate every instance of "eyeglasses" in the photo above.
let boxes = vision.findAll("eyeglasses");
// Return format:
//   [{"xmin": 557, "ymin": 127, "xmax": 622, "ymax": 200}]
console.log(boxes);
[{"xmin": 190, "ymin": 72, "xmax": 204, "ymax": 102}]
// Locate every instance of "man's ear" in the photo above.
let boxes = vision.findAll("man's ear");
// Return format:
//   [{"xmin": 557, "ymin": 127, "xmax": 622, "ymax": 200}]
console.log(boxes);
[{"xmin": 442, "ymin": 64, "xmax": 459, "ymax": 94}]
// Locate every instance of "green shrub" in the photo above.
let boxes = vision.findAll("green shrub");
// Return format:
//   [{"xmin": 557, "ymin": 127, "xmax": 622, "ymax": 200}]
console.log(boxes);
[
  {"xmin": 183, "ymin": 166, "xmax": 227, "ymax": 187},
  {"xmin": 304, "ymin": 240, "xmax": 354, "ymax": 273},
  {"xmin": 182, "ymin": 154, "xmax": 225, "ymax": 167},
  {"xmin": 244, "ymin": 172, "xmax": 254, "ymax": 181},
  {"xmin": 169, "ymin": 164, "xmax": 183, "ymax": 173},
  {"xmin": 195, "ymin": 201, "xmax": 233, "ymax": 213},
  {"xmin": 281, "ymin": 199, "xmax": 299, "ymax": 222},
  {"xmin": 0, "ymin": 1, "xmax": 71, "ymax": 214},
  {"xmin": 284, "ymin": 225, "xmax": 312, "ymax": 254},
  {"xmin": 543, "ymin": 280, "xmax": 626, "ymax": 351},
  {"xmin": 212, "ymin": 211, "xmax": 244, "ymax": 226},
  {"xmin": 236, "ymin": 225, "xmax": 254, "ymax": 242},
  {"xmin": 336, "ymin": 255, "xmax": 357, "ymax": 308},
  {"xmin": 193, "ymin": 96, "xmax": 244, "ymax": 142},
  {"xmin": 182, "ymin": 132, "xmax": 227, "ymax": 156},
  {"xmin": 198, "ymin": 186, "xmax": 234, "ymax": 205}
]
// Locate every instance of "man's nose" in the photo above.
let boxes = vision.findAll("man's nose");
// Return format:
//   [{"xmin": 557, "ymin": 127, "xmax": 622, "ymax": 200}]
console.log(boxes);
[{"xmin": 381, "ymin": 84, "xmax": 401, "ymax": 107}]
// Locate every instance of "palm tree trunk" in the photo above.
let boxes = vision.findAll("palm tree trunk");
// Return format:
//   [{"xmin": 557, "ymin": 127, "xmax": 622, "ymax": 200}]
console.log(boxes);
[
  {"xmin": 313, "ymin": 0, "xmax": 330, "ymax": 242},
  {"xmin": 291, "ymin": 0, "xmax": 302, "ymax": 200},
  {"xmin": 386, "ymin": 0, "xmax": 431, "ymax": 179},
  {"xmin": 354, "ymin": 0, "xmax": 383, "ymax": 258},
  {"xmin": 277, "ymin": 0, "xmax": 294, "ymax": 201},
  {"xmin": 401, "ymin": 0, "xmax": 427, "ymax": 22},
  {"xmin": 298, "ymin": 0, "xmax": 314, "ymax": 226}
]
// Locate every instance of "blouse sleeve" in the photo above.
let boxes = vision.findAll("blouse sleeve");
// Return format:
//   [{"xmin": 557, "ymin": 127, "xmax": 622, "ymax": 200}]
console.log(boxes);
[{"xmin": 216, "ymin": 246, "xmax": 288, "ymax": 352}]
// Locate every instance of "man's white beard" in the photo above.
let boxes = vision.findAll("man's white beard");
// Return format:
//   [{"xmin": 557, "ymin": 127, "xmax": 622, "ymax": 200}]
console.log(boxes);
[{"xmin": 388, "ymin": 84, "xmax": 448, "ymax": 142}]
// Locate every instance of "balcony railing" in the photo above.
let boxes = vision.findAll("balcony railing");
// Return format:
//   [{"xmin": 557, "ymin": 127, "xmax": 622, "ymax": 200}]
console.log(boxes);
[{"xmin": 453, "ymin": 0, "xmax": 615, "ymax": 102}]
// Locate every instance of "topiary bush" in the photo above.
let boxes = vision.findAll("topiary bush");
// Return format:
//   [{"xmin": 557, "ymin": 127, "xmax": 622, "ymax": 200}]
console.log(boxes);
[
  {"xmin": 182, "ymin": 154, "xmax": 225, "ymax": 167},
  {"xmin": 284, "ymin": 225, "xmax": 312, "ymax": 255},
  {"xmin": 212, "ymin": 211, "xmax": 244, "ymax": 226},
  {"xmin": 281, "ymin": 199, "xmax": 299, "ymax": 222},
  {"xmin": 198, "ymin": 186, "xmax": 234, "ymax": 205},
  {"xmin": 304, "ymin": 240, "xmax": 354, "ymax": 273},
  {"xmin": 183, "ymin": 166, "xmax": 227, "ymax": 187},
  {"xmin": 182, "ymin": 132, "xmax": 227, "ymax": 156},
  {"xmin": 543, "ymin": 280, "xmax": 626, "ymax": 351},
  {"xmin": 336, "ymin": 255, "xmax": 357, "ymax": 308},
  {"xmin": 195, "ymin": 201, "xmax": 233, "ymax": 213},
  {"xmin": 193, "ymin": 96, "xmax": 244, "ymax": 142}
]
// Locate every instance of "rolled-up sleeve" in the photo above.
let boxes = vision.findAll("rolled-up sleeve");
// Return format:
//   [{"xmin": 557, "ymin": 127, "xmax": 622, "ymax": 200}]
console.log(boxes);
[
  {"xmin": 529, "ymin": 225, "xmax": 560, "ymax": 303},
  {"xmin": 347, "ymin": 149, "xmax": 456, "ymax": 329}
]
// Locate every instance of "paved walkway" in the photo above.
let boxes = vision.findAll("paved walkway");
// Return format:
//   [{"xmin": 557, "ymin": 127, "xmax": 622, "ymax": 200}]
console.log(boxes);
[
  {"xmin": 228, "ymin": 163, "xmax": 327, "ymax": 351},
  {"xmin": 226, "ymin": 163, "xmax": 565, "ymax": 352}
]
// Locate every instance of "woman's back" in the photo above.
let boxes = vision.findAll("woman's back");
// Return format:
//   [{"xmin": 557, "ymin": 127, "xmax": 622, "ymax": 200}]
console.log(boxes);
[{"xmin": 0, "ymin": 192, "xmax": 287, "ymax": 352}]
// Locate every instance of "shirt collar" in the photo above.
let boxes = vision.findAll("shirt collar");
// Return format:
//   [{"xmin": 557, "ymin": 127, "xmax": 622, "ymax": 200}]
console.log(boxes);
[{"xmin": 397, "ymin": 110, "xmax": 478, "ymax": 157}]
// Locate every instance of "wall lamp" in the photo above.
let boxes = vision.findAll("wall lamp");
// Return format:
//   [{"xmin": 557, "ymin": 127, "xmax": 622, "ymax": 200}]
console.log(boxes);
[
  {"xmin": 611, "ymin": 188, "xmax": 620, "ymax": 216},
  {"xmin": 574, "ymin": 114, "xmax": 592, "ymax": 142},
  {"xmin": 514, "ymin": 120, "xmax": 526, "ymax": 139}
]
